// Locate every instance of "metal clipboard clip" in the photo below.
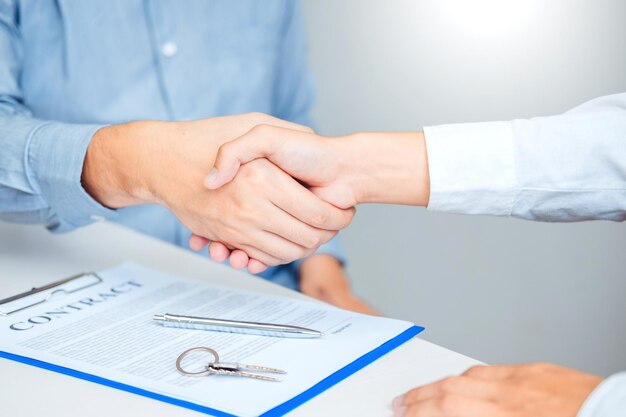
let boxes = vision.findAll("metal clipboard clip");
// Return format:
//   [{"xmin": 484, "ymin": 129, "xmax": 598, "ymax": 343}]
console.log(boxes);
[{"xmin": 0, "ymin": 272, "xmax": 103, "ymax": 317}]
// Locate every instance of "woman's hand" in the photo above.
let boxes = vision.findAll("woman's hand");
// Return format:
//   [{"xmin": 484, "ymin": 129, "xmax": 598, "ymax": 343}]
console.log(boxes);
[
  {"xmin": 204, "ymin": 126, "xmax": 430, "ymax": 208},
  {"xmin": 392, "ymin": 363, "xmax": 602, "ymax": 417},
  {"xmin": 199, "ymin": 126, "xmax": 429, "ymax": 271}
]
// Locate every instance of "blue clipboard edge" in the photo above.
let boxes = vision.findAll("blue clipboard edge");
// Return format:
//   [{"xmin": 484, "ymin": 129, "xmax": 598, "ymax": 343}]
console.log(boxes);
[
  {"xmin": 0, "ymin": 349, "xmax": 237, "ymax": 417},
  {"xmin": 0, "ymin": 324, "xmax": 424, "ymax": 417},
  {"xmin": 260, "ymin": 324, "xmax": 425, "ymax": 417}
]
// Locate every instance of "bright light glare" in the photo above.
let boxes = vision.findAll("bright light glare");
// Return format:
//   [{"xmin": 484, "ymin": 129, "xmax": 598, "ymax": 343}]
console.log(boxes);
[{"xmin": 437, "ymin": 0, "xmax": 537, "ymax": 39}]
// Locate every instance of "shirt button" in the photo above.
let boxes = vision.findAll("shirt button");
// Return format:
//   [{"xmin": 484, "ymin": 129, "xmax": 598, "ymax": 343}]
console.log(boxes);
[
  {"xmin": 90, "ymin": 215, "xmax": 105, "ymax": 222},
  {"xmin": 161, "ymin": 41, "xmax": 178, "ymax": 58}
]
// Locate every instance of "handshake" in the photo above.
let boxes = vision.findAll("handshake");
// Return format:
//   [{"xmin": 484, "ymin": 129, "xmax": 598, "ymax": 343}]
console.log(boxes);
[{"xmin": 82, "ymin": 113, "xmax": 429, "ymax": 273}]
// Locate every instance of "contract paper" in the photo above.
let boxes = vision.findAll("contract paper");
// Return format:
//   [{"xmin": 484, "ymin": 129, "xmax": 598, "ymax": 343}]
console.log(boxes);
[{"xmin": 0, "ymin": 263, "xmax": 419, "ymax": 417}]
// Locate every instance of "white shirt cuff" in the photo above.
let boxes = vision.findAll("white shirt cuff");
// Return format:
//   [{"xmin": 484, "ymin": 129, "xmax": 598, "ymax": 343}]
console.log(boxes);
[
  {"xmin": 577, "ymin": 373, "xmax": 626, "ymax": 417},
  {"xmin": 424, "ymin": 121, "xmax": 517, "ymax": 216}
]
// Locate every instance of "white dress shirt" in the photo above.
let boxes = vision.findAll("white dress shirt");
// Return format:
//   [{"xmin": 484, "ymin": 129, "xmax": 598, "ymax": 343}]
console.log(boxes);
[{"xmin": 424, "ymin": 92, "xmax": 626, "ymax": 417}]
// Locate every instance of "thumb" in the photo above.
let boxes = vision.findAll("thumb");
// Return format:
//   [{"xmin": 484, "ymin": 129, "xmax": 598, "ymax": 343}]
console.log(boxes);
[
  {"xmin": 310, "ymin": 185, "xmax": 358, "ymax": 210},
  {"xmin": 204, "ymin": 126, "xmax": 279, "ymax": 189}
]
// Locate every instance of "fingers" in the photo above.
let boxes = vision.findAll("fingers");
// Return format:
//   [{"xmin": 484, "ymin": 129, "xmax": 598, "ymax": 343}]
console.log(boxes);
[
  {"xmin": 208, "ymin": 243, "xmax": 268, "ymax": 274},
  {"xmin": 247, "ymin": 259, "xmax": 268, "ymax": 274},
  {"xmin": 234, "ymin": 242, "xmax": 289, "ymax": 266},
  {"xmin": 204, "ymin": 126, "xmax": 283, "ymax": 189},
  {"xmin": 272, "ymin": 175, "xmax": 355, "ymax": 231},
  {"xmin": 189, "ymin": 234, "xmax": 210, "ymax": 251},
  {"xmin": 207, "ymin": 241, "xmax": 231, "ymax": 262},
  {"xmin": 393, "ymin": 367, "xmax": 523, "ymax": 417},
  {"xmin": 267, "ymin": 203, "xmax": 339, "ymax": 248},
  {"xmin": 402, "ymin": 376, "xmax": 505, "ymax": 405},
  {"xmin": 261, "ymin": 178, "xmax": 341, "ymax": 245},
  {"xmin": 252, "ymin": 228, "xmax": 315, "ymax": 264},
  {"xmin": 395, "ymin": 394, "xmax": 504, "ymax": 417},
  {"xmin": 228, "ymin": 249, "xmax": 268, "ymax": 274},
  {"xmin": 228, "ymin": 249, "xmax": 250, "ymax": 269},
  {"xmin": 206, "ymin": 125, "xmax": 319, "ymax": 190},
  {"xmin": 462, "ymin": 365, "xmax": 519, "ymax": 380}
]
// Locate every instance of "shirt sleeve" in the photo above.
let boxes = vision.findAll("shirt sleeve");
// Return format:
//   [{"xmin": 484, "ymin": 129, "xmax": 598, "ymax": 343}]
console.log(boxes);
[
  {"xmin": 577, "ymin": 373, "xmax": 626, "ymax": 417},
  {"xmin": 423, "ymin": 93, "xmax": 626, "ymax": 222},
  {"xmin": 272, "ymin": 0, "xmax": 345, "ymax": 265},
  {"xmin": 0, "ymin": 1, "xmax": 116, "ymax": 232}
]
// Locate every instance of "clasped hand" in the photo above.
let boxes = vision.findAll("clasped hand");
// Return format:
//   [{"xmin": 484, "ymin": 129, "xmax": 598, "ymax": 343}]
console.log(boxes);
[
  {"xmin": 195, "ymin": 120, "xmax": 428, "ymax": 271},
  {"xmin": 191, "ymin": 123, "xmax": 363, "ymax": 271},
  {"xmin": 83, "ymin": 113, "xmax": 353, "ymax": 274}
]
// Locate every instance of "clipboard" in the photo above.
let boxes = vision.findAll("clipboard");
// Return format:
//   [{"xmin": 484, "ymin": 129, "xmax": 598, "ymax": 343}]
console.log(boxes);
[
  {"xmin": 0, "ymin": 264, "xmax": 425, "ymax": 417},
  {"xmin": 0, "ymin": 272, "xmax": 103, "ymax": 316}
]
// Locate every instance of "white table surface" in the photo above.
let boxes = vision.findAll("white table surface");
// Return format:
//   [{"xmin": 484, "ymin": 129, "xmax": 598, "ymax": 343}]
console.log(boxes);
[{"xmin": 0, "ymin": 221, "xmax": 479, "ymax": 417}]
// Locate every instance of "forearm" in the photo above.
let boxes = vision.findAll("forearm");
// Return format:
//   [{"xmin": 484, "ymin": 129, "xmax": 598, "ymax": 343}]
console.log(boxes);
[
  {"xmin": 332, "ymin": 93, "xmax": 626, "ymax": 222},
  {"xmin": 332, "ymin": 132, "xmax": 430, "ymax": 206}
]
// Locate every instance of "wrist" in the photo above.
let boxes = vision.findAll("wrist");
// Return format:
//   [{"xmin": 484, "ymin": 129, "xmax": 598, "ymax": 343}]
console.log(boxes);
[
  {"xmin": 335, "ymin": 132, "xmax": 430, "ymax": 206},
  {"xmin": 82, "ymin": 122, "xmax": 161, "ymax": 208}
]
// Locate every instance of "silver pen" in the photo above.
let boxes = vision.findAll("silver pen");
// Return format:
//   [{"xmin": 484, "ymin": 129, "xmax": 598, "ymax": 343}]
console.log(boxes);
[{"xmin": 153, "ymin": 313, "xmax": 322, "ymax": 338}]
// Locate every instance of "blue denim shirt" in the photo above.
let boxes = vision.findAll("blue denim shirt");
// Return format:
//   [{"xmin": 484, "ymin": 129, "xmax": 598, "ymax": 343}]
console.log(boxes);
[{"xmin": 0, "ymin": 0, "xmax": 344, "ymax": 289}]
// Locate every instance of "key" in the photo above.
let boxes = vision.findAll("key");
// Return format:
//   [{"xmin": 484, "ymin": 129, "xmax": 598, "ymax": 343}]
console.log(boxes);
[
  {"xmin": 207, "ymin": 362, "xmax": 286, "ymax": 382},
  {"xmin": 175, "ymin": 346, "xmax": 286, "ymax": 382}
]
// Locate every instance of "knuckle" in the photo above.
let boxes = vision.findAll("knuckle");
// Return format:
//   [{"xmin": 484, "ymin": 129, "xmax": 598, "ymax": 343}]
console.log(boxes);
[
  {"xmin": 238, "ymin": 206, "xmax": 256, "ymax": 223},
  {"xmin": 437, "ymin": 395, "xmax": 458, "ymax": 413},
  {"xmin": 217, "ymin": 142, "xmax": 234, "ymax": 160},
  {"xmin": 311, "ymin": 210, "xmax": 328, "ymax": 228},
  {"xmin": 238, "ymin": 162, "xmax": 267, "ymax": 185},
  {"xmin": 439, "ymin": 377, "xmax": 462, "ymax": 393},
  {"xmin": 250, "ymin": 123, "xmax": 272, "ymax": 136},
  {"xmin": 304, "ymin": 233, "xmax": 322, "ymax": 249}
]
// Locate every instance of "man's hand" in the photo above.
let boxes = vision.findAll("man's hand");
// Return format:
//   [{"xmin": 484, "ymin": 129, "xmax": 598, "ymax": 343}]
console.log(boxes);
[
  {"xmin": 392, "ymin": 362, "xmax": 602, "ymax": 417},
  {"xmin": 177, "ymin": 158, "xmax": 352, "ymax": 267},
  {"xmin": 81, "ymin": 113, "xmax": 353, "ymax": 268}
]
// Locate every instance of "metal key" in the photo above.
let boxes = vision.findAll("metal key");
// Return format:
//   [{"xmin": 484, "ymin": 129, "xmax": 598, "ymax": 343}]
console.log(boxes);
[
  {"xmin": 176, "ymin": 346, "xmax": 286, "ymax": 382},
  {"xmin": 207, "ymin": 362, "xmax": 286, "ymax": 382}
]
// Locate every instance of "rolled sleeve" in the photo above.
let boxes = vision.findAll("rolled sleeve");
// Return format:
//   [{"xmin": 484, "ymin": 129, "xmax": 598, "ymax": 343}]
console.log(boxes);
[
  {"xmin": 424, "ymin": 121, "xmax": 517, "ymax": 216},
  {"xmin": 578, "ymin": 373, "xmax": 626, "ymax": 417},
  {"xmin": 26, "ymin": 121, "xmax": 117, "ymax": 232}
]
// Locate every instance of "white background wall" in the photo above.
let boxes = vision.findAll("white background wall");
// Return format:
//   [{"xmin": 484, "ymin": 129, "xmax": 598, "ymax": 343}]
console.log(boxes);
[{"xmin": 304, "ymin": 0, "xmax": 626, "ymax": 376}]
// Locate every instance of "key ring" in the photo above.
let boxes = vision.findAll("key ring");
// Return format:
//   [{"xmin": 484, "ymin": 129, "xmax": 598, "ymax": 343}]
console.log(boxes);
[{"xmin": 176, "ymin": 346, "xmax": 219, "ymax": 377}]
